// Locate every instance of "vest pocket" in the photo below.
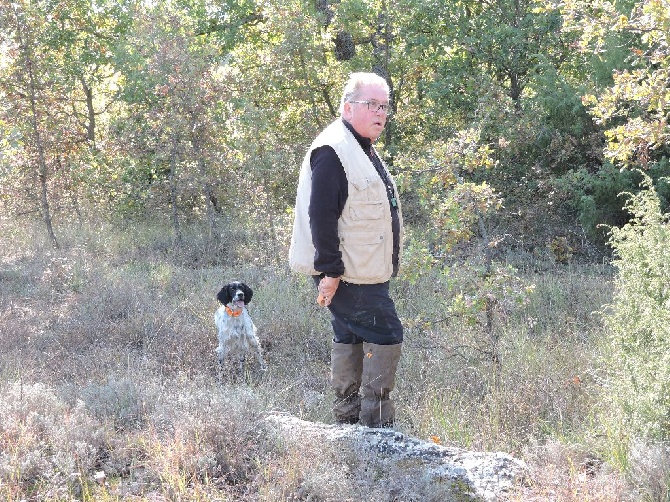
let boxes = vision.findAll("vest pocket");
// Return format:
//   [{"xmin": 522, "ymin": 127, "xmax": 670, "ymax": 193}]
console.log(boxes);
[
  {"xmin": 350, "ymin": 177, "xmax": 386, "ymax": 201},
  {"xmin": 340, "ymin": 231, "xmax": 388, "ymax": 280},
  {"xmin": 349, "ymin": 201, "xmax": 384, "ymax": 220}
]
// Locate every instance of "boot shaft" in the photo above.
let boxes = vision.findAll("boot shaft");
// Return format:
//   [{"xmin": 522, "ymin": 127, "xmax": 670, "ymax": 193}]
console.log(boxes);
[
  {"xmin": 360, "ymin": 342, "xmax": 402, "ymax": 427},
  {"xmin": 331, "ymin": 342, "xmax": 364, "ymax": 394},
  {"xmin": 361, "ymin": 342, "xmax": 402, "ymax": 396},
  {"xmin": 331, "ymin": 342, "xmax": 364, "ymax": 424}
]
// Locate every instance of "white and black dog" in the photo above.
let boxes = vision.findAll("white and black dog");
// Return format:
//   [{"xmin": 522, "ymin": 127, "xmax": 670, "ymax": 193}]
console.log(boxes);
[{"xmin": 214, "ymin": 281, "xmax": 266, "ymax": 378}]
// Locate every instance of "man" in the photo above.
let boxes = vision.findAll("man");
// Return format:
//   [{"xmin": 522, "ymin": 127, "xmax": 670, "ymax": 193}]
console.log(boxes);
[{"xmin": 289, "ymin": 72, "xmax": 404, "ymax": 427}]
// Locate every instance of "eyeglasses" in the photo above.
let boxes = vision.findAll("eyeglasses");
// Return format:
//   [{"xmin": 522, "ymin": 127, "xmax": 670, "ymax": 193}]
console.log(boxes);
[{"xmin": 348, "ymin": 100, "xmax": 389, "ymax": 113}]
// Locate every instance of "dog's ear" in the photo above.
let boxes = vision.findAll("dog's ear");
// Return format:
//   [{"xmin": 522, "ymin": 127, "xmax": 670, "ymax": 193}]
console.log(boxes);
[
  {"xmin": 241, "ymin": 283, "xmax": 253, "ymax": 304},
  {"xmin": 217, "ymin": 286, "xmax": 232, "ymax": 305}
]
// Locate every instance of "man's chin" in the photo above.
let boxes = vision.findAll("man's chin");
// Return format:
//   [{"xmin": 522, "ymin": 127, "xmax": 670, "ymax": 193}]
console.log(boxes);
[{"xmin": 370, "ymin": 127, "xmax": 385, "ymax": 141}]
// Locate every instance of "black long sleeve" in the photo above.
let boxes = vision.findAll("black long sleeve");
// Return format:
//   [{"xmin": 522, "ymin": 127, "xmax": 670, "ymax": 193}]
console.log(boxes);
[{"xmin": 308, "ymin": 146, "xmax": 348, "ymax": 276}]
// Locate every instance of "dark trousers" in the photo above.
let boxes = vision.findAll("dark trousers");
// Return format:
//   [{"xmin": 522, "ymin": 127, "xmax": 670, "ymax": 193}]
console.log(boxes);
[{"xmin": 313, "ymin": 276, "xmax": 403, "ymax": 345}]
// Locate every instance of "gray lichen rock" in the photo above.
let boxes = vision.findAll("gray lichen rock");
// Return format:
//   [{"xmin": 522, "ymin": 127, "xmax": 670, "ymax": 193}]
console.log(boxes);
[{"xmin": 266, "ymin": 412, "xmax": 528, "ymax": 501}]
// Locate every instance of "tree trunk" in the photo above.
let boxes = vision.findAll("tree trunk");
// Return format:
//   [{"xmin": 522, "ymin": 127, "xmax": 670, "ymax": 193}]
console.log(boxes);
[
  {"xmin": 169, "ymin": 137, "xmax": 182, "ymax": 247},
  {"xmin": 81, "ymin": 78, "xmax": 96, "ymax": 145},
  {"xmin": 191, "ymin": 129, "xmax": 215, "ymax": 239},
  {"xmin": 13, "ymin": 4, "xmax": 59, "ymax": 248}
]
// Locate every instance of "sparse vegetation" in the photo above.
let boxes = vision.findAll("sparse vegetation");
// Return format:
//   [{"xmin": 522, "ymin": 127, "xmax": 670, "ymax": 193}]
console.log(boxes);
[{"xmin": 2, "ymin": 212, "xmax": 664, "ymax": 501}]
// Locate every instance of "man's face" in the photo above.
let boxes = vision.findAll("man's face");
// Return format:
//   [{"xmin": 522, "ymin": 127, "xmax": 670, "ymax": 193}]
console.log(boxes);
[{"xmin": 343, "ymin": 84, "xmax": 389, "ymax": 142}]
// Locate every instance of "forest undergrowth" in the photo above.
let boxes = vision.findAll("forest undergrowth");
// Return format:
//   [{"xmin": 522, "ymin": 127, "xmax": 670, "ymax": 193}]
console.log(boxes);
[{"xmin": 0, "ymin": 215, "xmax": 664, "ymax": 501}]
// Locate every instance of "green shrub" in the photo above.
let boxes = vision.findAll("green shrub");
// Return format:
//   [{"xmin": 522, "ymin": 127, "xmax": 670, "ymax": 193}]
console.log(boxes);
[
  {"xmin": 601, "ymin": 174, "xmax": 670, "ymax": 446},
  {"xmin": 556, "ymin": 161, "xmax": 670, "ymax": 245}
]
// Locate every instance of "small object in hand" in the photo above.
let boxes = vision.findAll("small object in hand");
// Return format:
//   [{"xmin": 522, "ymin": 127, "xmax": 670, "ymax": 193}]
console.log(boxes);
[
  {"xmin": 317, "ymin": 292, "xmax": 327, "ymax": 307},
  {"xmin": 318, "ymin": 276, "xmax": 340, "ymax": 301}
]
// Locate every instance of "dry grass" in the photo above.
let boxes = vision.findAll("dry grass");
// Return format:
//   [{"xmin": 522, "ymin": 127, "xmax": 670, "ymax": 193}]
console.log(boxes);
[{"xmin": 0, "ymin": 214, "xmax": 662, "ymax": 501}]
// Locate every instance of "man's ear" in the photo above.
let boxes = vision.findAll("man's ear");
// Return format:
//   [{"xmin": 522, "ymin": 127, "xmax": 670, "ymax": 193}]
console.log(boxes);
[{"xmin": 342, "ymin": 101, "xmax": 353, "ymax": 120}]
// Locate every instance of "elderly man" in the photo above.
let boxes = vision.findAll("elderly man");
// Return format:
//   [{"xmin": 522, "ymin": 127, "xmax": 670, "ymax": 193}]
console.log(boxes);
[{"xmin": 289, "ymin": 72, "xmax": 404, "ymax": 427}]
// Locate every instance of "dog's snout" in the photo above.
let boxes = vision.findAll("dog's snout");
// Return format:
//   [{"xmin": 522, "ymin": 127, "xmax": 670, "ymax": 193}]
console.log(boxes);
[{"xmin": 233, "ymin": 290, "xmax": 245, "ymax": 301}]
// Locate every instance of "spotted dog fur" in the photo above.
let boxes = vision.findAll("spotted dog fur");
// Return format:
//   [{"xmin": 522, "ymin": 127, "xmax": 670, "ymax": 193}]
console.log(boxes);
[{"xmin": 214, "ymin": 281, "xmax": 266, "ymax": 378}]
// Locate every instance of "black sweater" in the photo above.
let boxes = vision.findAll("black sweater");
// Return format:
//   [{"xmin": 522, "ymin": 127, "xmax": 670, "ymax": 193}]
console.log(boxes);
[{"xmin": 308, "ymin": 120, "xmax": 400, "ymax": 278}]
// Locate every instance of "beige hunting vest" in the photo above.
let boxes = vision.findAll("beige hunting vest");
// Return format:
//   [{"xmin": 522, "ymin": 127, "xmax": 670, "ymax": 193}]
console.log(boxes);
[{"xmin": 289, "ymin": 119, "xmax": 403, "ymax": 284}]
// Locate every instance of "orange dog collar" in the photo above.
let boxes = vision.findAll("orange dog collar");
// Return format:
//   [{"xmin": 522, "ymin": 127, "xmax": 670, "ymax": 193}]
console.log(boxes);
[{"xmin": 225, "ymin": 305, "xmax": 242, "ymax": 317}]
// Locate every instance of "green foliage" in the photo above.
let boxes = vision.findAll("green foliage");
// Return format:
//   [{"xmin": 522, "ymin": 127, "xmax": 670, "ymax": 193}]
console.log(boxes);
[
  {"xmin": 396, "ymin": 127, "xmax": 500, "ymax": 249},
  {"xmin": 464, "ymin": 0, "xmax": 566, "ymax": 101},
  {"xmin": 560, "ymin": 165, "xmax": 638, "ymax": 243},
  {"xmin": 565, "ymin": 0, "xmax": 670, "ymax": 170},
  {"xmin": 532, "ymin": 67, "xmax": 590, "ymax": 138},
  {"xmin": 601, "ymin": 174, "xmax": 670, "ymax": 446},
  {"xmin": 0, "ymin": 0, "xmax": 649, "ymax": 259},
  {"xmin": 553, "ymin": 161, "xmax": 670, "ymax": 244}
]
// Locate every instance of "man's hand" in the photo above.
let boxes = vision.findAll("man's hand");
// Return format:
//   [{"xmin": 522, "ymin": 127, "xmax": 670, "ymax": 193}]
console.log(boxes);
[{"xmin": 317, "ymin": 276, "xmax": 340, "ymax": 307}]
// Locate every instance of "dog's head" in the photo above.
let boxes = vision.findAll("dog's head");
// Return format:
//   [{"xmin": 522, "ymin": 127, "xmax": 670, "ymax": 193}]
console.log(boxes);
[{"xmin": 217, "ymin": 281, "xmax": 253, "ymax": 308}]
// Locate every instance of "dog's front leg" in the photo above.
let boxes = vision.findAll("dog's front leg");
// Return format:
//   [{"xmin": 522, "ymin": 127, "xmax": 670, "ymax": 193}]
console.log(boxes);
[
  {"xmin": 216, "ymin": 345, "xmax": 227, "ymax": 367},
  {"xmin": 255, "ymin": 347, "xmax": 266, "ymax": 372}
]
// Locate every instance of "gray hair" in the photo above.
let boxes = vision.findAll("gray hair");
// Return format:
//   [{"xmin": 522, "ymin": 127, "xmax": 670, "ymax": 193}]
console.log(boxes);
[{"xmin": 339, "ymin": 72, "xmax": 390, "ymax": 114}]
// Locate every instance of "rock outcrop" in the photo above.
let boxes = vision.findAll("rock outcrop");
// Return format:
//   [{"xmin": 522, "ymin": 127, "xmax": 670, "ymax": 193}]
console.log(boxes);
[{"xmin": 266, "ymin": 412, "xmax": 527, "ymax": 501}]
